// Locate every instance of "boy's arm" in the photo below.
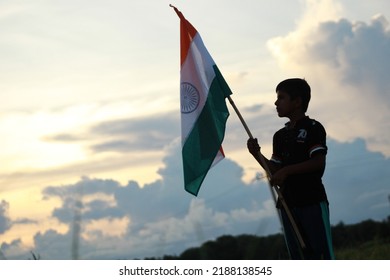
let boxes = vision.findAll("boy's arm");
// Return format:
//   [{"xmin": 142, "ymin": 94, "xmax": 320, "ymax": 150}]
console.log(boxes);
[
  {"xmin": 270, "ymin": 153, "xmax": 326, "ymax": 186},
  {"xmin": 247, "ymin": 138, "xmax": 280, "ymax": 175}
]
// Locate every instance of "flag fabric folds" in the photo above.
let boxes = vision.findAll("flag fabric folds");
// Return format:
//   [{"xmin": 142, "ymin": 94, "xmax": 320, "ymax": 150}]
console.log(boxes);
[{"xmin": 172, "ymin": 6, "xmax": 232, "ymax": 196}]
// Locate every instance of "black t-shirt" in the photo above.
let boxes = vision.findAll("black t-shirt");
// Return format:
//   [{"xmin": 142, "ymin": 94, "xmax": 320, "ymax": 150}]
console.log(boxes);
[{"xmin": 271, "ymin": 116, "xmax": 328, "ymax": 207}]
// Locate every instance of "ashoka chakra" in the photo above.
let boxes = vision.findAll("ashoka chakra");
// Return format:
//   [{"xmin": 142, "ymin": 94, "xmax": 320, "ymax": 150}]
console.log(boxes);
[{"xmin": 180, "ymin": 82, "xmax": 200, "ymax": 114}]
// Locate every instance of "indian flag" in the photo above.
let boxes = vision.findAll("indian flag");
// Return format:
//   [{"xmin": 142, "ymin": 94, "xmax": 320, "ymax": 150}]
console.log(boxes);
[{"xmin": 172, "ymin": 6, "xmax": 232, "ymax": 196}]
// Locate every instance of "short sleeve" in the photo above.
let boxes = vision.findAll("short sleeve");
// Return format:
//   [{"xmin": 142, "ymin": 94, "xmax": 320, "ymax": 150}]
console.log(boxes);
[
  {"xmin": 271, "ymin": 130, "xmax": 283, "ymax": 164},
  {"xmin": 307, "ymin": 121, "xmax": 327, "ymax": 157}
]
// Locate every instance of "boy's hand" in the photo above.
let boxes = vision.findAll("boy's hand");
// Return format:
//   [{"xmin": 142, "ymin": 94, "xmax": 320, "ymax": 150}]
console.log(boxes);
[
  {"xmin": 247, "ymin": 138, "xmax": 260, "ymax": 156},
  {"xmin": 270, "ymin": 168, "xmax": 289, "ymax": 186}
]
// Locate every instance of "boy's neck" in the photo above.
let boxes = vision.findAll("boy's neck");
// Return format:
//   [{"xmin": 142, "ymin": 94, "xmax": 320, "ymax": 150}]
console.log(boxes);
[{"xmin": 288, "ymin": 112, "xmax": 306, "ymax": 128}]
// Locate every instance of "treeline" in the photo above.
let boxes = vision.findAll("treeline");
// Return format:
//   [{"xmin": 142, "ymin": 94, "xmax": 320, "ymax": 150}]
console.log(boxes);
[{"xmin": 151, "ymin": 217, "xmax": 390, "ymax": 260}]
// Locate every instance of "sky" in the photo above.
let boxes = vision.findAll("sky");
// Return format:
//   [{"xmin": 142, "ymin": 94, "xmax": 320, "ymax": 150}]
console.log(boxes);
[{"xmin": 0, "ymin": 0, "xmax": 389, "ymax": 260}]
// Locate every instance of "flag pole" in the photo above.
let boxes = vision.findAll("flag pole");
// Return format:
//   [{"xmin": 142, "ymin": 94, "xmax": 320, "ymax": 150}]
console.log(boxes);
[{"xmin": 226, "ymin": 95, "xmax": 307, "ymax": 250}]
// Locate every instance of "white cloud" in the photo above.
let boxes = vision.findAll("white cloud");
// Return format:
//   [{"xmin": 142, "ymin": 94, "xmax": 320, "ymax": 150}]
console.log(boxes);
[{"xmin": 267, "ymin": 0, "xmax": 390, "ymax": 156}]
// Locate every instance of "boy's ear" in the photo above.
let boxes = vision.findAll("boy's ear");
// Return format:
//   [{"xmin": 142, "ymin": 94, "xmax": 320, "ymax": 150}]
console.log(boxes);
[{"xmin": 293, "ymin": 96, "xmax": 303, "ymax": 109}]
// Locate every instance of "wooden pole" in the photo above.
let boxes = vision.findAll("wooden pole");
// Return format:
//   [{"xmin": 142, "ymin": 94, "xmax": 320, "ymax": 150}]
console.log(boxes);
[{"xmin": 226, "ymin": 95, "xmax": 306, "ymax": 250}]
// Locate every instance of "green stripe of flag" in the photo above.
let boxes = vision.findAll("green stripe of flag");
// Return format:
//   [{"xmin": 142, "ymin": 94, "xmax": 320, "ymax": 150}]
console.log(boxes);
[{"xmin": 183, "ymin": 65, "xmax": 231, "ymax": 196}]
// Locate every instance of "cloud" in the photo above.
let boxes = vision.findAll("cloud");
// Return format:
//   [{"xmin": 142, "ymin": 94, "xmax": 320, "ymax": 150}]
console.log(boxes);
[
  {"xmin": 45, "ymin": 111, "xmax": 180, "ymax": 154},
  {"xmin": 0, "ymin": 239, "xmax": 23, "ymax": 259},
  {"xmin": 267, "ymin": 0, "xmax": 390, "ymax": 156},
  {"xmin": 25, "ymin": 139, "xmax": 279, "ymax": 259},
  {"xmin": 0, "ymin": 200, "xmax": 11, "ymax": 234},
  {"xmin": 12, "ymin": 218, "xmax": 37, "ymax": 225},
  {"xmin": 89, "ymin": 113, "xmax": 179, "ymax": 153},
  {"xmin": 324, "ymin": 138, "xmax": 390, "ymax": 224},
  {"xmin": 1, "ymin": 134, "xmax": 389, "ymax": 259},
  {"xmin": 307, "ymin": 14, "xmax": 390, "ymax": 97},
  {"xmin": 1, "ymin": 0, "xmax": 389, "ymax": 260}
]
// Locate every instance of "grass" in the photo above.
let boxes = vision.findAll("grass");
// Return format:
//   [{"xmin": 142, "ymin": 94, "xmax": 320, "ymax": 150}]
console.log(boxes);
[{"xmin": 335, "ymin": 240, "xmax": 390, "ymax": 260}]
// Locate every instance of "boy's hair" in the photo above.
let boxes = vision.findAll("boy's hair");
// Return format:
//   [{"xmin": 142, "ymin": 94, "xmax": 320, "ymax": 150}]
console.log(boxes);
[{"xmin": 276, "ymin": 78, "xmax": 311, "ymax": 112}]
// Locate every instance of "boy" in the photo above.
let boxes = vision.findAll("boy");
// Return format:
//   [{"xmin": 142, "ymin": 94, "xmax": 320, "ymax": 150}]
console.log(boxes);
[{"xmin": 247, "ymin": 78, "xmax": 334, "ymax": 259}]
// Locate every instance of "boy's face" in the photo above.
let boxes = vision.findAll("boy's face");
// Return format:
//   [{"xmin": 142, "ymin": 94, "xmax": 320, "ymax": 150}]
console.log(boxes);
[{"xmin": 274, "ymin": 90, "xmax": 301, "ymax": 118}]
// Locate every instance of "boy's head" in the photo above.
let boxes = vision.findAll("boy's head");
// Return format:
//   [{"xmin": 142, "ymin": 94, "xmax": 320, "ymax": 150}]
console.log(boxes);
[{"xmin": 276, "ymin": 78, "xmax": 311, "ymax": 113}]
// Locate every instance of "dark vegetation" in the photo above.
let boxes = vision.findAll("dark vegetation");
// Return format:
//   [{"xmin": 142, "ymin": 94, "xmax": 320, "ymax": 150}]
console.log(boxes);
[{"xmin": 150, "ymin": 217, "xmax": 390, "ymax": 260}]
